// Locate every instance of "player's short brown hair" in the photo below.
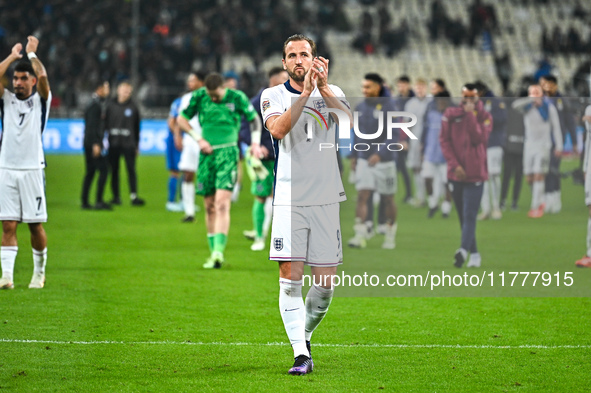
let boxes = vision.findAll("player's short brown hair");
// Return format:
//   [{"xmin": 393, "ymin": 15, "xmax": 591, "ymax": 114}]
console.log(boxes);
[
  {"xmin": 282, "ymin": 34, "xmax": 317, "ymax": 59},
  {"xmin": 205, "ymin": 73, "xmax": 224, "ymax": 90}
]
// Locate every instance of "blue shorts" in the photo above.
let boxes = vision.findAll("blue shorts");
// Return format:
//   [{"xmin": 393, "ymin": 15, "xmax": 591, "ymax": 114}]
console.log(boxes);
[{"xmin": 166, "ymin": 132, "xmax": 182, "ymax": 171}]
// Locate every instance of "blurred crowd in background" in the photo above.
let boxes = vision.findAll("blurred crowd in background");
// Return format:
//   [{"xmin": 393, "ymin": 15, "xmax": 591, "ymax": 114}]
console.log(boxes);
[{"xmin": 1, "ymin": 0, "xmax": 590, "ymax": 116}]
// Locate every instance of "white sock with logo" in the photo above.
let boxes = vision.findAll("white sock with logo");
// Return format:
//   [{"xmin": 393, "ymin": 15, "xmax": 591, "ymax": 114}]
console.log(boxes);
[
  {"xmin": 1, "ymin": 246, "xmax": 18, "ymax": 280},
  {"xmin": 279, "ymin": 278, "xmax": 309, "ymax": 358},
  {"xmin": 305, "ymin": 284, "xmax": 334, "ymax": 341},
  {"xmin": 33, "ymin": 248, "xmax": 47, "ymax": 275},
  {"xmin": 182, "ymin": 181, "xmax": 195, "ymax": 217}
]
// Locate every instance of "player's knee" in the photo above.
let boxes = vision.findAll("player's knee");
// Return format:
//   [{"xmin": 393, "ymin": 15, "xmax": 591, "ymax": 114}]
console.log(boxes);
[
  {"xmin": 28, "ymin": 223, "xmax": 45, "ymax": 236},
  {"xmin": 357, "ymin": 190, "xmax": 371, "ymax": 203},
  {"xmin": 215, "ymin": 201, "xmax": 230, "ymax": 214},
  {"xmin": 279, "ymin": 262, "xmax": 293, "ymax": 280},
  {"xmin": 2, "ymin": 221, "xmax": 18, "ymax": 235}
]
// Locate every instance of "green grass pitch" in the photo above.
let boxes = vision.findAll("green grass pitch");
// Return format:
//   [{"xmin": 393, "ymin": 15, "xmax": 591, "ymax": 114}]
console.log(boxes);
[{"xmin": 1, "ymin": 154, "xmax": 590, "ymax": 392}]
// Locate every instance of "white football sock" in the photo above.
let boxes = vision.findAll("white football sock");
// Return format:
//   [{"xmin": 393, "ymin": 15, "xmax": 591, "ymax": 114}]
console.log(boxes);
[
  {"xmin": 263, "ymin": 198, "xmax": 273, "ymax": 238},
  {"xmin": 480, "ymin": 180, "xmax": 491, "ymax": 214},
  {"xmin": 353, "ymin": 221, "xmax": 367, "ymax": 239},
  {"xmin": 414, "ymin": 173, "xmax": 425, "ymax": 203},
  {"xmin": 1, "ymin": 246, "xmax": 18, "ymax": 280},
  {"xmin": 554, "ymin": 191, "xmax": 562, "ymax": 213},
  {"xmin": 491, "ymin": 175, "xmax": 501, "ymax": 211},
  {"xmin": 432, "ymin": 177, "xmax": 444, "ymax": 206},
  {"xmin": 182, "ymin": 181, "xmax": 195, "ymax": 217},
  {"xmin": 427, "ymin": 193, "xmax": 437, "ymax": 209},
  {"xmin": 532, "ymin": 181, "xmax": 544, "ymax": 209},
  {"xmin": 279, "ymin": 279, "xmax": 308, "ymax": 358},
  {"xmin": 305, "ymin": 284, "xmax": 334, "ymax": 341},
  {"xmin": 32, "ymin": 248, "xmax": 47, "ymax": 275},
  {"xmin": 386, "ymin": 222, "xmax": 397, "ymax": 242},
  {"xmin": 441, "ymin": 200, "xmax": 452, "ymax": 215},
  {"xmin": 587, "ymin": 217, "xmax": 591, "ymax": 257}
]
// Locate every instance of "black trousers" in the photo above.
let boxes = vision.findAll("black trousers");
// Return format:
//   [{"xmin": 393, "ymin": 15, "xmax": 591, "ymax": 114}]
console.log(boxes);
[
  {"xmin": 500, "ymin": 152, "xmax": 523, "ymax": 205},
  {"xmin": 81, "ymin": 145, "xmax": 109, "ymax": 205},
  {"xmin": 109, "ymin": 146, "xmax": 138, "ymax": 199},
  {"xmin": 450, "ymin": 181, "xmax": 484, "ymax": 253},
  {"xmin": 545, "ymin": 153, "xmax": 561, "ymax": 193}
]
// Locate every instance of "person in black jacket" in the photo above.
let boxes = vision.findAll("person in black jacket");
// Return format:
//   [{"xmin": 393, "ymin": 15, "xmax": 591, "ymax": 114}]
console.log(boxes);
[
  {"xmin": 105, "ymin": 81, "xmax": 145, "ymax": 206},
  {"xmin": 81, "ymin": 81, "xmax": 111, "ymax": 210}
]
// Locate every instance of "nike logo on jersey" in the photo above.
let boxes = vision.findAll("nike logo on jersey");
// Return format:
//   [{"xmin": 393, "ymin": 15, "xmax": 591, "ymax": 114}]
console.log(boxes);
[{"xmin": 284, "ymin": 308, "xmax": 299, "ymax": 312}]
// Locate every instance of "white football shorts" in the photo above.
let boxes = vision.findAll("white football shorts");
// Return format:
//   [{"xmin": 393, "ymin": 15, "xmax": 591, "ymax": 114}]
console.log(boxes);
[
  {"xmin": 355, "ymin": 159, "xmax": 397, "ymax": 195},
  {"xmin": 0, "ymin": 169, "xmax": 47, "ymax": 223},
  {"xmin": 406, "ymin": 139, "xmax": 422, "ymax": 170},
  {"xmin": 178, "ymin": 134, "xmax": 200, "ymax": 172},
  {"xmin": 269, "ymin": 203, "xmax": 343, "ymax": 267},
  {"xmin": 421, "ymin": 160, "xmax": 447, "ymax": 182},
  {"xmin": 523, "ymin": 146, "xmax": 550, "ymax": 175},
  {"xmin": 486, "ymin": 146, "xmax": 503, "ymax": 176}
]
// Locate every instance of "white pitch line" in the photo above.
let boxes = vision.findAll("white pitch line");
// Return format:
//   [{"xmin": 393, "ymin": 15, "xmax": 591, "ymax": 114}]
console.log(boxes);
[{"xmin": 0, "ymin": 339, "xmax": 590, "ymax": 349}]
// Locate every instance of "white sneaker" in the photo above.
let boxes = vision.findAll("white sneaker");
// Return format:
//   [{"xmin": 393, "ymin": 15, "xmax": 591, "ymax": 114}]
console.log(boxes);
[
  {"xmin": 251, "ymin": 238, "xmax": 265, "ymax": 251},
  {"xmin": 491, "ymin": 209, "xmax": 502, "ymax": 220},
  {"xmin": 0, "ymin": 277, "xmax": 14, "ymax": 289},
  {"xmin": 165, "ymin": 201, "xmax": 184, "ymax": 212},
  {"xmin": 28, "ymin": 272, "xmax": 45, "ymax": 288},
  {"xmin": 477, "ymin": 211, "xmax": 490, "ymax": 221},
  {"xmin": 382, "ymin": 238, "xmax": 396, "ymax": 249},
  {"xmin": 467, "ymin": 254, "xmax": 481, "ymax": 268},
  {"xmin": 243, "ymin": 230, "xmax": 256, "ymax": 240},
  {"xmin": 349, "ymin": 222, "xmax": 368, "ymax": 248},
  {"xmin": 348, "ymin": 236, "xmax": 366, "ymax": 248}
]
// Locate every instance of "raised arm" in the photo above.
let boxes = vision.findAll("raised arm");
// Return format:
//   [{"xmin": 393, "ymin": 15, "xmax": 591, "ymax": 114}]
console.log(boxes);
[
  {"xmin": 25, "ymin": 36, "xmax": 50, "ymax": 100},
  {"xmin": 512, "ymin": 97, "xmax": 532, "ymax": 112},
  {"xmin": 0, "ymin": 43, "xmax": 23, "ymax": 98},
  {"xmin": 313, "ymin": 57, "xmax": 353, "ymax": 128}
]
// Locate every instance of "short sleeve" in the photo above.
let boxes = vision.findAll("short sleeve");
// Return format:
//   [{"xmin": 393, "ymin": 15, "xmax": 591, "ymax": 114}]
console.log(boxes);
[
  {"xmin": 261, "ymin": 87, "xmax": 284, "ymax": 126},
  {"xmin": 329, "ymin": 84, "xmax": 350, "ymax": 112}
]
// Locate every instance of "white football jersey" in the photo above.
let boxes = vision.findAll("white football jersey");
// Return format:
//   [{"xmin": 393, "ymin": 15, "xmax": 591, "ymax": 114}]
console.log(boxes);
[
  {"xmin": 180, "ymin": 91, "xmax": 202, "ymax": 136},
  {"xmin": 0, "ymin": 90, "xmax": 52, "ymax": 169},
  {"xmin": 513, "ymin": 98, "xmax": 562, "ymax": 153},
  {"xmin": 261, "ymin": 81, "xmax": 348, "ymax": 206},
  {"xmin": 404, "ymin": 96, "xmax": 430, "ymax": 140}
]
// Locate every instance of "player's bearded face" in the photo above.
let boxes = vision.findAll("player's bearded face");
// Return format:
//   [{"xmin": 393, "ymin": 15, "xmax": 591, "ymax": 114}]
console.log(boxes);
[
  {"xmin": 283, "ymin": 41, "xmax": 314, "ymax": 83},
  {"xmin": 13, "ymin": 72, "xmax": 34, "ymax": 99},
  {"xmin": 286, "ymin": 63, "xmax": 308, "ymax": 82}
]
